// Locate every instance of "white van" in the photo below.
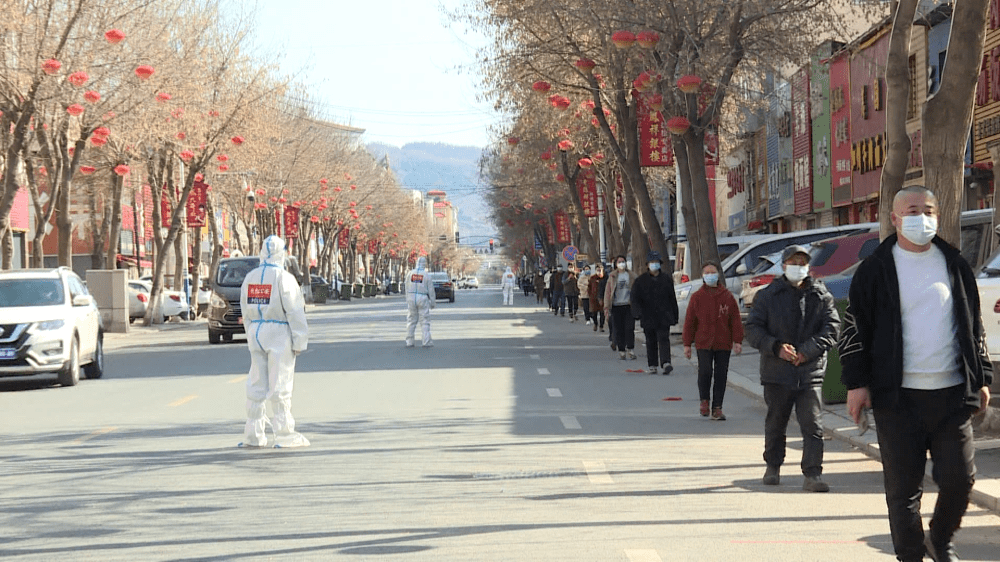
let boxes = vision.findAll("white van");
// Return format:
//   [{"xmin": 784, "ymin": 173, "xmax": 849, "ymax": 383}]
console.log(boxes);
[
  {"xmin": 673, "ymin": 234, "xmax": 772, "ymax": 284},
  {"xmin": 671, "ymin": 222, "xmax": 878, "ymax": 333}
]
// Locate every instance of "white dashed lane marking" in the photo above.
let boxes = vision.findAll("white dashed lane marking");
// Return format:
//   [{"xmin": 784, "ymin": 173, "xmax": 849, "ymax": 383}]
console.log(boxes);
[
  {"xmin": 582, "ymin": 460, "xmax": 614, "ymax": 484},
  {"xmin": 624, "ymin": 550, "xmax": 663, "ymax": 562},
  {"xmin": 537, "ymin": 367, "xmax": 550, "ymax": 375},
  {"xmin": 529, "ymin": 354, "xmax": 540, "ymax": 360},
  {"xmin": 546, "ymin": 388, "xmax": 562, "ymax": 397},
  {"xmin": 560, "ymin": 415, "xmax": 581, "ymax": 430}
]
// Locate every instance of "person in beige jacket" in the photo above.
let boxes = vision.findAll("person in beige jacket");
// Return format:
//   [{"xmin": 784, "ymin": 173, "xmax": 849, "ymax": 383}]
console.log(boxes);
[
  {"xmin": 577, "ymin": 264, "xmax": 593, "ymax": 325},
  {"xmin": 603, "ymin": 255, "xmax": 636, "ymax": 360}
]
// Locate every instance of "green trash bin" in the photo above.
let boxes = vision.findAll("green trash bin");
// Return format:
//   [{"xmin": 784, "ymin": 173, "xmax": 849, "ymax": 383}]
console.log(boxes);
[
  {"xmin": 365, "ymin": 284, "xmax": 377, "ymax": 297},
  {"xmin": 822, "ymin": 299, "xmax": 849, "ymax": 404},
  {"xmin": 391, "ymin": 282, "xmax": 400, "ymax": 294},
  {"xmin": 313, "ymin": 284, "xmax": 328, "ymax": 304},
  {"xmin": 339, "ymin": 284, "xmax": 352, "ymax": 301},
  {"xmin": 353, "ymin": 284, "xmax": 363, "ymax": 299}
]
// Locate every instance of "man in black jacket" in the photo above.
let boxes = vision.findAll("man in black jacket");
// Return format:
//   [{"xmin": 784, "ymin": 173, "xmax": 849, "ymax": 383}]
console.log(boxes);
[
  {"xmin": 746, "ymin": 244, "xmax": 840, "ymax": 493},
  {"xmin": 839, "ymin": 186, "xmax": 992, "ymax": 562},
  {"xmin": 631, "ymin": 251, "xmax": 679, "ymax": 375}
]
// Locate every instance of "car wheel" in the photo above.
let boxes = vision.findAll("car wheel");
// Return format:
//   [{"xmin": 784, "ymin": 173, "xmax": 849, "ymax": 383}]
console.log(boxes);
[
  {"xmin": 449, "ymin": 295, "xmax": 455, "ymax": 303},
  {"xmin": 83, "ymin": 332, "xmax": 104, "ymax": 379},
  {"xmin": 223, "ymin": 333, "xmax": 233, "ymax": 343},
  {"xmin": 58, "ymin": 336, "xmax": 80, "ymax": 387},
  {"xmin": 180, "ymin": 310, "xmax": 190, "ymax": 321},
  {"xmin": 208, "ymin": 329, "xmax": 221, "ymax": 344},
  {"xmin": 129, "ymin": 317, "xmax": 135, "ymax": 324}
]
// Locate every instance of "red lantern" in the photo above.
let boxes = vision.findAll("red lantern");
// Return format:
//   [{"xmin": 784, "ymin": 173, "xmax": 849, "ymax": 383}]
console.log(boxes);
[
  {"xmin": 113, "ymin": 164, "xmax": 130, "ymax": 176},
  {"xmin": 507, "ymin": 137, "xmax": 519, "ymax": 146},
  {"xmin": 42, "ymin": 59, "xmax": 62, "ymax": 75},
  {"xmin": 90, "ymin": 136, "xmax": 107, "ymax": 147},
  {"xmin": 66, "ymin": 104, "xmax": 84, "ymax": 117},
  {"xmin": 217, "ymin": 154, "xmax": 229, "ymax": 162},
  {"xmin": 320, "ymin": 178, "xmax": 328, "ymax": 185},
  {"xmin": 558, "ymin": 140, "xmax": 574, "ymax": 151},
  {"xmin": 593, "ymin": 153, "xmax": 605, "ymax": 163},
  {"xmin": 532, "ymin": 81, "xmax": 551, "ymax": 93},
  {"xmin": 649, "ymin": 94, "xmax": 664, "ymax": 111},
  {"xmin": 334, "ymin": 186, "xmax": 343, "ymax": 192},
  {"xmin": 677, "ymin": 75, "xmax": 702, "ymax": 94},
  {"xmin": 666, "ymin": 116, "xmax": 691, "ymax": 135},
  {"xmin": 104, "ymin": 29, "xmax": 125, "ymax": 44},
  {"xmin": 155, "ymin": 92, "xmax": 172, "ymax": 102},
  {"xmin": 349, "ymin": 201, "xmax": 357, "ymax": 207},
  {"xmin": 365, "ymin": 205, "xmax": 373, "ymax": 210},
  {"xmin": 611, "ymin": 30, "xmax": 635, "ymax": 49},
  {"xmin": 578, "ymin": 157, "xmax": 593, "ymax": 169},
  {"xmin": 92, "ymin": 126, "xmax": 110, "ymax": 138},
  {"xmin": 636, "ymin": 30, "xmax": 660, "ymax": 48},
  {"xmin": 350, "ymin": 184, "xmax": 357, "ymax": 190},
  {"xmin": 556, "ymin": 173, "xmax": 566, "ymax": 181},
  {"xmin": 134, "ymin": 65, "xmax": 155, "ymax": 80},
  {"xmin": 179, "ymin": 150, "xmax": 194, "ymax": 161},
  {"xmin": 575, "ymin": 59, "xmax": 596, "ymax": 74},
  {"xmin": 194, "ymin": 173, "xmax": 204, "ymax": 182},
  {"xmin": 218, "ymin": 164, "xmax": 230, "ymax": 172},
  {"xmin": 84, "ymin": 90, "xmax": 101, "ymax": 104},
  {"xmin": 540, "ymin": 151, "xmax": 552, "ymax": 161},
  {"xmin": 278, "ymin": 197, "xmax": 286, "ymax": 203},
  {"xmin": 255, "ymin": 188, "xmax": 266, "ymax": 197},
  {"xmin": 310, "ymin": 216, "xmax": 320, "ymax": 223},
  {"xmin": 79, "ymin": 165, "xmax": 96, "ymax": 175},
  {"xmin": 67, "ymin": 71, "xmax": 89, "ymax": 87},
  {"xmin": 270, "ymin": 197, "xmax": 278, "ymax": 203},
  {"xmin": 231, "ymin": 136, "xmax": 244, "ymax": 145},
  {"xmin": 175, "ymin": 132, "xmax": 186, "ymax": 140}
]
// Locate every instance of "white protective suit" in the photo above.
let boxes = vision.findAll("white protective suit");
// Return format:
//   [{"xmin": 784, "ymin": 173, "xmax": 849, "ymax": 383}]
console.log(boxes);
[
  {"xmin": 501, "ymin": 267, "xmax": 517, "ymax": 305},
  {"xmin": 405, "ymin": 257, "xmax": 435, "ymax": 347},
  {"xmin": 239, "ymin": 236, "xmax": 310, "ymax": 448}
]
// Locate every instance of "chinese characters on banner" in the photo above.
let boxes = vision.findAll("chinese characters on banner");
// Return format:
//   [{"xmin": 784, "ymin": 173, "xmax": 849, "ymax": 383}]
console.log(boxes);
[
  {"xmin": 338, "ymin": 227, "xmax": 350, "ymax": 249},
  {"xmin": 274, "ymin": 207, "xmax": 283, "ymax": 237},
  {"xmin": 554, "ymin": 210, "xmax": 571, "ymax": 243},
  {"xmin": 637, "ymin": 93, "xmax": 674, "ymax": 166},
  {"xmin": 544, "ymin": 220, "xmax": 554, "ymax": 244},
  {"xmin": 283, "ymin": 206, "xmax": 300, "ymax": 239},
  {"xmin": 186, "ymin": 181, "xmax": 209, "ymax": 227},
  {"xmin": 577, "ymin": 169, "xmax": 599, "ymax": 217},
  {"xmin": 161, "ymin": 193, "xmax": 172, "ymax": 228}
]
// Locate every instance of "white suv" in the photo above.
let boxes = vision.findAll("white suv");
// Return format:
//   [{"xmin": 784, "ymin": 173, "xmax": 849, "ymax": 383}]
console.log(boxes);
[{"xmin": 0, "ymin": 267, "xmax": 104, "ymax": 386}]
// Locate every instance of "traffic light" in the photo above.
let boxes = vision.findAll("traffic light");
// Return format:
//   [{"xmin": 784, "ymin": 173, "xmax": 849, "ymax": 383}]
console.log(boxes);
[{"xmin": 489, "ymin": 239, "xmax": 494, "ymax": 253}]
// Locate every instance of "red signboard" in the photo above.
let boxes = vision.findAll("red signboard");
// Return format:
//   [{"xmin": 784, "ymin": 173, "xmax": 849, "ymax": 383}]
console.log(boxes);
[
  {"xmin": 338, "ymin": 227, "xmax": 349, "ymax": 249},
  {"xmin": 637, "ymin": 93, "xmax": 674, "ymax": 166},
  {"xmin": 830, "ymin": 51, "xmax": 852, "ymax": 207},
  {"xmin": 791, "ymin": 67, "xmax": 813, "ymax": 215},
  {"xmin": 274, "ymin": 207, "xmax": 283, "ymax": 237},
  {"xmin": 554, "ymin": 210, "xmax": 571, "ymax": 243},
  {"xmin": 121, "ymin": 203, "xmax": 135, "ymax": 230},
  {"xmin": 577, "ymin": 169, "xmax": 598, "ymax": 217},
  {"xmin": 10, "ymin": 187, "xmax": 29, "ymax": 231},
  {"xmin": 850, "ymin": 27, "xmax": 889, "ymax": 202},
  {"xmin": 283, "ymin": 206, "xmax": 300, "ymax": 239},
  {"xmin": 186, "ymin": 181, "xmax": 209, "ymax": 227},
  {"xmin": 161, "ymin": 194, "xmax": 172, "ymax": 228},
  {"xmin": 544, "ymin": 220, "xmax": 554, "ymax": 244}
]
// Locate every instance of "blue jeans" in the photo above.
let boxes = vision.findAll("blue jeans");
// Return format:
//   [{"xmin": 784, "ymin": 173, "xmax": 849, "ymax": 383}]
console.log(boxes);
[{"xmin": 553, "ymin": 291, "xmax": 565, "ymax": 314}]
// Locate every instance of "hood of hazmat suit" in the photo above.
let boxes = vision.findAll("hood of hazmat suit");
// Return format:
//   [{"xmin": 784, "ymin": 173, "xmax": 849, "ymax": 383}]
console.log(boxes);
[{"xmin": 406, "ymin": 257, "xmax": 435, "ymax": 304}]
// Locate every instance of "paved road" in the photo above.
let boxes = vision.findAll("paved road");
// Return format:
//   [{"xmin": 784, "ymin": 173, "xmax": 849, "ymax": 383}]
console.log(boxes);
[{"xmin": 3, "ymin": 288, "xmax": 1000, "ymax": 561}]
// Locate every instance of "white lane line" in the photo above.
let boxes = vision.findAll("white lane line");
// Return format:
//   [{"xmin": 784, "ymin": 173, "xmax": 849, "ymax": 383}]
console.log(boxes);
[
  {"xmin": 560, "ymin": 415, "xmax": 581, "ymax": 430},
  {"xmin": 69, "ymin": 427, "xmax": 117, "ymax": 445},
  {"xmin": 625, "ymin": 550, "xmax": 663, "ymax": 562},
  {"xmin": 537, "ymin": 367, "xmax": 550, "ymax": 375},
  {"xmin": 168, "ymin": 395, "xmax": 198, "ymax": 407},
  {"xmin": 529, "ymin": 354, "xmax": 540, "ymax": 360},
  {"xmin": 546, "ymin": 388, "xmax": 562, "ymax": 397},
  {"xmin": 583, "ymin": 460, "xmax": 614, "ymax": 484}
]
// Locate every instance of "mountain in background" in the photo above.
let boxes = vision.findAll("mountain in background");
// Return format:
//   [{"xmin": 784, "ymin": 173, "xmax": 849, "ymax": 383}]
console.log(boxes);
[{"xmin": 367, "ymin": 142, "xmax": 493, "ymax": 247}]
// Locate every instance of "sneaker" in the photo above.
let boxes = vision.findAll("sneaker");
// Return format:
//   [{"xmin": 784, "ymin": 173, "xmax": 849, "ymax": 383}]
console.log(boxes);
[
  {"xmin": 627, "ymin": 351, "xmax": 637, "ymax": 360},
  {"xmin": 619, "ymin": 351, "xmax": 627, "ymax": 360},
  {"xmin": 237, "ymin": 442, "xmax": 267, "ymax": 449},
  {"xmin": 648, "ymin": 366, "xmax": 658, "ymax": 375},
  {"xmin": 924, "ymin": 534, "xmax": 959, "ymax": 562},
  {"xmin": 802, "ymin": 476, "xmax": 829, "ymax": 492},
  {"xmin": 593, "ymin": 323, "xmax": 598, "ymax": 332},
  {"xmin": 762, "ymin": 465, "xmax": 780, "ymax": 485},
  {"xmin": 586, "ymin": 320, "xmax": 592, "ymax": 325},
  {"xmin": 700, "ymin": 400, "xmax": 710, "ymax": 417},
  {"xmin": 600, "ymin": 327, "xmax": 605, "ymax": 332},
  {"xmin": 661, "ymin": 363, "xmax": 673, "ymax": 375},
  {"xmin": 423, "ymin": 342, "xmax": 434, "ymax": 348},
  {"xmin": 711, "ymin": 407, "xmax": 726, "ymax": 421},
  {"xmin": 405, "ymin": 341, "xmax": 415, "ymax": 348}
]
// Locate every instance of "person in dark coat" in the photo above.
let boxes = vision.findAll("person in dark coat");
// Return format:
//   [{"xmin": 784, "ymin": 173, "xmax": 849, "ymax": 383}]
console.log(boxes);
[
  {"xmin": 534, "ymin": 272, "xmax": 546, "ymax": 304},
  {"xmin": 839, "ymin": 186, "xmax": 993, "ymax": 562},
  {"xmin": 630, "ymin": 251, "xmax": 679, "ymax": 375},
  {"xmin": 745, "ymin": 244, "xmax": 840, "ymax": 493},
  {"xmin": 587, "ymin": 264, "xmax": 606, "ymax": 332},
  {"xmin": 550, "ymin": 265, "xmax": 565, "ymax": 316}
]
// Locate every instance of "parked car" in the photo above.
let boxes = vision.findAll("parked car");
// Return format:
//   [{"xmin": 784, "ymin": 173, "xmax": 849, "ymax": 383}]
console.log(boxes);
[
  {"xmin": 127, "ymin": 281, "xmax": 148, "ymax": 323},
  {"xmin": 139, "ymin": 274, "xmax": 208, "ymax": 318},
  {"xmin": 464, "ymin": 277, "xmax": 479, "ymax": 289},
  {"xmin": 673, "ymin": 233, "xmax": 772, "ymax": 284},
  {"xmin": 131, "ymin": 280, "xmax": 189, "ymax": 321},
  {"xmin": 0, "ymin": 267, "xmax": 104, "ymax": 386},
  {"xmin": 429, "ymin": 272, "xmax": 455, "ymax": 302},
  {"xmin": 739, "ymin": 245, "xmax": 812, "ymax": 310},
  {"xmin": 207, "ymin": 255, "xmax": 302, "ymax": 343}
]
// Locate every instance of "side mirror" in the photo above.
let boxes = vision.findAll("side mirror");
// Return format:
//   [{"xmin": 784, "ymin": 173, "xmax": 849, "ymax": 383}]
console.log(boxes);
[
  {"xmin": 72, "ymin": 294, "xmax": 94, "ymax": 307},
  {"xmin": 736, "ymin": 264, "xmax": 748, "ymax": 275}
]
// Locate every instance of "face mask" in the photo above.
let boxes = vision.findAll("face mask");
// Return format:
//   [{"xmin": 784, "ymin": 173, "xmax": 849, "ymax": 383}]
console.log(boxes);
[
  {"xmin": 648, "ymin": 262, "xmax": 661, "ymax": 272},
  {"xmin": 583, "ymin": 269, "xmax": 591, "ymax": 275},
  {"xmin": 617, "ymin": 262, "xmax": 626, "ymax": 270},
  {"xmin": 785, "ymin": 264, "xmax": 809, "ymax": 283},
  {"xmin": 703, "ymin": 273, "xmax": 719, "ymax": 286},
  {"xmin": 899, "ymin": 214, "xmax": 937, "ymax": 246}
]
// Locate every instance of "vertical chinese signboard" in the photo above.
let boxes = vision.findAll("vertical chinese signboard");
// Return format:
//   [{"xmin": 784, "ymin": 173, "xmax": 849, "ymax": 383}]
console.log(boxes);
[
  {"xmin": 792, "ymin": 67, "xmax": 813, "ymax": 216},
  {"xmin": 973, "ymin": 0, "xmax": 1000, "ymax": 166},
  {"xmin": 811, "ymin": 48, "xmax": 833, "ymax": 215},
  {"xmin": 186, "ymin": 181, "xmax": 209, "ymax": 227},
  {"xmin": 338, "ymin": 227, "xmax": 349, "ymax": 249},
  {"xmin": 283, "ymin": 206, "xmax": 300, "ymax": 239},
  {"xmin": 850, "ymin": 25, "xmax": 889, "ymax": 211},
  {"xmin": 577, "ymin": 169, "xmax": 598, "ymax": 217},
  {"xmin": 830, "ymin": 50, "xmax": 853, "ymax": 208},
  {"xmin": 637, "ymin": 93, "xmax": 674, "ymax": 166},
  {"xmin": 554, "ymin": 211, "xmax": 571, "ymax": 244},
  {"xmin": 544, "ymin": 220, "xmax": 554, "ymax": 245},
  {"xmin": 161, "ymin": 193, "xmax": 172, "ymax": 228}
]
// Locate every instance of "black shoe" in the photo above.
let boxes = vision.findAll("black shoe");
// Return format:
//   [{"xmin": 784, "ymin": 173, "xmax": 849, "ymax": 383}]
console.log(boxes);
[
  {"xmin": 762, "ymin": 465, "xmax": 780, "ymax": 485},
  {"xmin": 661, "ymin": 363, "xmax": 673, "ymax": 375},
  {"xmin": 924, "ymin": 535, "xmax": 959, "ymax": 562}
]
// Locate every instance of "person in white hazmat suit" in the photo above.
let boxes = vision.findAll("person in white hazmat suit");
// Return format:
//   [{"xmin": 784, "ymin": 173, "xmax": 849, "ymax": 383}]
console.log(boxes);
[
  {"xmin": 238, "ymin": 236, "xmax": 310, "ymax": 448},
  {"xmin": 405, "ymin": 257, "xmax": 435, "ymax": 347},
  {"xmin": 501, "ymin": 267, "xmax": 517, "ymax": 305}
]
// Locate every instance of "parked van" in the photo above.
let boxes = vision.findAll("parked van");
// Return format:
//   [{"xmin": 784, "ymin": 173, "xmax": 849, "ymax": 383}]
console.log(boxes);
[
  {"xmin": 673, "ymin": 234, "xmax": 771, "ymax": 284},
  {"xmin": 207, "ymin": 255, "xmax": 302, "ymax": 344}
]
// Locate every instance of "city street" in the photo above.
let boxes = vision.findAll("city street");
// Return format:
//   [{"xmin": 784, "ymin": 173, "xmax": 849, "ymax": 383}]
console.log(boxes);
[{"xmin": 3, "ymin": 287, "xmax": 1000, "ymax": 561}]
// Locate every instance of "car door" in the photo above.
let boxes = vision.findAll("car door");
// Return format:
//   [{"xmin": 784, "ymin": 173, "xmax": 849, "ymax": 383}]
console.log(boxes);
[{"xmin": 67, "ymin": 275, "xmax": 97, "ymax": 357}]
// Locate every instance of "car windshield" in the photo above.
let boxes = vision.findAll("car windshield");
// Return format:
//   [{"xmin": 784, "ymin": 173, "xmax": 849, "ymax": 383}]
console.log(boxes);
[
  {"xmin": 217, "ymin": 258, "xmax": 260, "ymax": 287},
  {"xmin": 0, "ymin": 279, "xmax": 64, "ymax": 307},
  {"xmin": 750, "ymin": 252, "xmax": 783, "ymax": 275}
]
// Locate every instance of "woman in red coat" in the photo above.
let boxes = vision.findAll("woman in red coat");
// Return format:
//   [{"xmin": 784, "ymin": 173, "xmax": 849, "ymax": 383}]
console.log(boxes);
[{"xmin": 682, "ymin": 261, "xmax": 743, "ymax": 420}]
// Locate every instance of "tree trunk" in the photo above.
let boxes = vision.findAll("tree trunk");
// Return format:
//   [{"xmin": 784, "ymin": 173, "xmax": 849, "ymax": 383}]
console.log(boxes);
[
  {"xmin": 90, "ymin": 183, "xmax": 108, "ymax": 271},
  {"xmin": 879, "ymin": 0, "xmax": 918, "ymax": 241},
  {"xmin": 1, "ymin": 224, "xmax": 11, "ymax": 270},
  {"xmin": 684, "ymin": 130, "xmax": 723, "ymax": 277},
  {"xmin": 105, "ymin": 174, "xmax": 125, "ymax": 271},
  {"xmin": 674, "ymin": 137, "xmax": 702, "ymax": 277},
  {"xmin": 923, "ymin": 0, "xmax": 991, "ymax": 246}
]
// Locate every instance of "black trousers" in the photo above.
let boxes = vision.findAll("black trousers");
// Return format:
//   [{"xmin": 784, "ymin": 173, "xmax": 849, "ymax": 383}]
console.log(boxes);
[
  {"xmin": 643, "ymin": 327, "xmax": 672, "ymax": 367},
  {"xmin": 545, "ymin": 288, "xmax": 551, "ymax": 306},
  {"xmin": 610, "ymin": 305, "xmax": 634, "ymax": 351},
  {"xmin": 566, "ymin": 295, "xmax": 578, "ymax": 316},
  {"xmin": 580, "ymin": 298, "xmax": 591, "ymax": 321},
  {"xmin": 873, "ymin": 385, "xmax": 976, "ymax": 562},
  {"xmin": 762, "ymin": 384, "xmax": 824, "ymax": 477},
  {"xmin": 592, "ymin": 308, "xmax": 605, "ymax": 328},
  {"xmin": 553, "ymin": 291, "xmax": 565, "ymax": 314},
  {"xmin": 697, "ymin": 349, "xmax": 731, "ymax": 408}
]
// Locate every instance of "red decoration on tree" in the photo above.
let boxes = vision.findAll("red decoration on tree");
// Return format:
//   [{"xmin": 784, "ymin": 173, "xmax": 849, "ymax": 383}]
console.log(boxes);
[
  {"xmin": 508, "ymin": 137, "xmax": 519, "ymax": 145},
  {"xmin": 310, "ymin": 216, "xmax": 320, "ymax": 223},
  {"xmin": 557, "ymin": 140, "xmax": 574, "ymax": 151},
  {"xmin": 649, "ymin": 94, "xmax": 664, "ymax": 111},
  {"xmin": 556, "ymin": 173, "xmax": 566, "ymax": 181},
  {"xmin": 350, "ymin": 184, "xmax": 357, "ymax": 190},
  {"xmin": 636, "ymin": 30, "xmax": 660, "ymax": 48},
  {"xmin": 175, "ymin": 132, "xmax": 186, "ymax": 140},
  {"xmin": 84, "ymin": 90, "xmax": 101, "ymax": 103},
  {"xmin": 156, "ymin": 92, "xmax": 172, "ymax": 102},
  {"xmin": 334, "ymin": 186, "xmax": 342, "ymax": 192},
  {"xmin": 540, "ymin": 151, "xmax": 552, "ymax": 161},
  {"xmin": 134, "ymin": 65, "xmax": 155, "ymax": 80},
  {"xmin": 66, "ymin": 104, "xmax": 84, "ymax": 117},
  {"xmin": 532, "ymin": 81, "xmax": 551, "ymax": 93},
  {"xmin": 79, "ymin": 165, "xmax": 96, "ymax": 175},
  {"xmin": 575, "ymin": 59, "xmax": 596, "ymax": 74},
  {"xmin": 611, "ymin": 31, "xmax": 635, "ymax": 49},
  {"xmin": 92, "ymin": 126, "xmax": 110, "ymax": 138},
  {"xmin": 349, "ymin": 201, "xmax": 357, "ymax": 207},
  {"xmin": 578, "ymin": 157, "xmax": 593, "ymax": 169},
  {"xmin": 194, "ymin": 173, "xmax": 203, "ymax": 182},
  {"xmin": 104, "ymin": 29, "xmax": 125, "ymax": 44},
  {"xmin": 90, "ymin": 136, "xmax": 107, "ymax": 147},
  {"xmin": 666, "ymin": 116, "xmax": 691, "ymax": 135},
  {"xmin": 67, "ymin": 72, "xmax": 89, "ymax": 87},
  {"xmin": 42, "ymin": 59, "xmax": 62, "ymax": 75},
  {"xmin": 231, "ymin": 136, "xmax": 244, "ymax": 145},
  {"xmin": 179, "ymin": 150, "xmax": 194, "ymax": 161},
  {"xmin": 114, "ymin": 165, "xmax": 130, "ymax": 176},
  {"xmin": 278, "ymin": 197, "xmax": 286, "ymax": 203},
  {"xmin": 217, "ymin": 154, "xmax": 229, "ymax": 162},
  {"xmin": 218, "ymin": 164, "xmax": 230, "ymax": 172},
  {"xmin": 677, "ymin": 75, "xmax": 702, "ymax": 94}
]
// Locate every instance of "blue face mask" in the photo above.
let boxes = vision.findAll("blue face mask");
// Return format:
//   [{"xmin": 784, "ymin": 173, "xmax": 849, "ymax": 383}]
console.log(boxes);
[
  {"xmin": 703, "ymin": 273, "xmax": 719, "ymax": 286},
  {"xmin": 648, "ymin": 262, "xmax": 661, "ymax": 272}
]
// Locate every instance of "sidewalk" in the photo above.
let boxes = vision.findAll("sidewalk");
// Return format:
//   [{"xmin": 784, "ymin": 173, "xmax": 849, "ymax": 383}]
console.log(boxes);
[{"xmin": 722, "ymin": 345, "xmax": 1000, "ymax": 514}]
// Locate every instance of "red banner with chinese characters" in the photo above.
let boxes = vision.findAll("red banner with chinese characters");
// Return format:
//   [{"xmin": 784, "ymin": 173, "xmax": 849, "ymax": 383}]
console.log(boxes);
[
  {"xmin": 554, "ymin": 210, "xmax": 571, "ymax": 243},
  {"xmin": 338, "ymin": 227, "xmax": 349, "ymax": 249},
  {"xmin": 544, "ymin": 220, "xmax": 554, "ymax": 245},
  {"xmin": 161, "ymin": 193, "xmax": 172, "ymax": 228},
  {"xmin": 186, "ymin": 181, "xmax": 209, "ymax": 227},
  {"xmin": 638, "ymin": 93, "xmax": 674, "ymax": 166},
  {"xmin": 577, "ymin": 169, "xmax": 598, "ymax": 217},
  {"xmin": 274, "ymin": 207, "xmax": 282, "ymax": 237},
  {"xmin": 283, "ymin": 206, "xmax": 300, "ymax": 239}
]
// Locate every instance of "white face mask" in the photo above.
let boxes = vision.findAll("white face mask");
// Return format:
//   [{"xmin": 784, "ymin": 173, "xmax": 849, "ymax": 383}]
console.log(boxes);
[
  {"xmin": 785, "ymin": 264, "xmax": 809, "ymax": 283},
  {"xmin": 703, "ymin": 273, "xmax": 719, "ymax": 286},
  {"xmin": 648, "ymin": 262, "xmax": 661, "ymax": 272},
  {"xmin": 617, "ymin": 262, "xmax": 626, "ymax": 270},
  {"xmin": 899, "ymin": 214, "xmax": 937, "ymax": 246}
]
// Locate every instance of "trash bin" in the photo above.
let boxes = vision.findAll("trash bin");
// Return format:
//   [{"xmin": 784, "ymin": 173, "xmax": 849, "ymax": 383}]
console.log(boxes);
[
  {"xmin": 822, "ymin": 299, "xmax": 849, "ymax": 404},
  {"xmin": 391, "ymin": 282, "xmax": 399, "ymax": 294},
  {"xmin": 339, "ymin": 284, "xmax": 352, "ymax": 301},
  {"xmin": 353, "ymin": 284, "xmax": 363, "ymax": 299},
  {"xmin": 364, "ymin": 284, "xmax": 376, "ymax": 297},
  {"xmin": 313, "ymin": 284, "xmax": 328, "ymax": 304}
]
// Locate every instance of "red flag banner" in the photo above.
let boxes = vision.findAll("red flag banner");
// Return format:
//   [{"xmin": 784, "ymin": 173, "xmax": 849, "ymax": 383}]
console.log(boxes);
[
  {"xmin": 554, "ymin": 210, "xmax": 571, "ymax": 243},
  {"xmin": 283, "ymin": 206, "xmax": 300, "ymax": 239},
  {"xmin": 338, "ymin": 227, "xmax": 349, "ymax": 249},
  {"xmin": 638, "ymin": 93, "xmax": 674, "ymax": 167},
  {"xmin": 161, "ymin": 193, "xmax": 172, "ymax": 228},
  {"xmin": 577, "ymin": 169, "xmax": 598, "ymax": 217},
  {"xmin": 186, "ymin": 181, "xmax": 209, "ymax": 227},
  {"xmin": 544, "ymin": 220, "xmax": 554, "ymax": 244}
]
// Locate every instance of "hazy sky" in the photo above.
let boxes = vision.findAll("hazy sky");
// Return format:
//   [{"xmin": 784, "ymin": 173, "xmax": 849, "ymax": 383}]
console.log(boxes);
[{"xmin": 252, "ymin": 0, "xmax": 497, "ymax": 149}]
